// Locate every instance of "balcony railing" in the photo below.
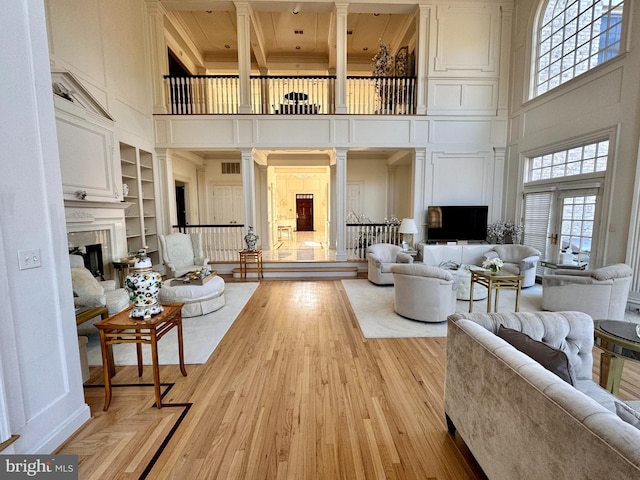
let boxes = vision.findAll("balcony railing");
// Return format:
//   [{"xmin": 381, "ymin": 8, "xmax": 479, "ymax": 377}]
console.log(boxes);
[
  {"xmin": 163, "ymin": 75, "xmax": 416, "ymax": 115},
  {"xmin": 172, "ymin": 223, "xmax": 401, "ymax": 262}
]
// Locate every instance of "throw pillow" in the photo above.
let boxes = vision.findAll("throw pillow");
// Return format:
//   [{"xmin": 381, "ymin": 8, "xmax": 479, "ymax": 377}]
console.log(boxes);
[
  {"xmin": 497, "ymin": 325, "xmax": 577, "ymax": 385},
  {"xmin": 71, "ymin": 267, "xmax": 104, "ymax": 297},
  {"xmin": 615, "ymin": 402, "xmax": 640, "ymax": 429}
]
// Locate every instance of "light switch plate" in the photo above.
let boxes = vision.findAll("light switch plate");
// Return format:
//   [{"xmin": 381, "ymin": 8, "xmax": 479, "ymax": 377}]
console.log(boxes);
[{"xmin": 18, "ymin": 249, "xmax": 41, "ymax": 270}]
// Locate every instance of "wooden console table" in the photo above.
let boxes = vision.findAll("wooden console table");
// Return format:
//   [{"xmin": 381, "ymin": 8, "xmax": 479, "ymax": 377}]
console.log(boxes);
[
  {"xmin": 469, "ymin": 269, "xmax": 523, "ymax": 313},
  {"xmin": 239, "ymin": 249, "xmax": 264, "ymax": 280},
  {"xmin": 94, "ymin": 303, "xmax": 187, "ymax": 410}
]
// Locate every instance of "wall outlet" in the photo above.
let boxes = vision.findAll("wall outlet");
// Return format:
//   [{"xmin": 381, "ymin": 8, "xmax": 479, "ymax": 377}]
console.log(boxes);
[{"xmin": 18, "ymin": 249, "xmax": 42, "ymax": 270}]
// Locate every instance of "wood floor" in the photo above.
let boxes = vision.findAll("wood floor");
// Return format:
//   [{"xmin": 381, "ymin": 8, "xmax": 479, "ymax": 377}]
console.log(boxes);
[{"xmin": 57, "ymin": 280, "xmax": 640, "ymax": 479}]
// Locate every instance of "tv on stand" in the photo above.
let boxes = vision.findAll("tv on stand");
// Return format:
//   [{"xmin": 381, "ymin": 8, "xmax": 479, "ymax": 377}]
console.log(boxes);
[{"xmin": 426, "ymin": 205, "xmax": 488, "ymax": 243}]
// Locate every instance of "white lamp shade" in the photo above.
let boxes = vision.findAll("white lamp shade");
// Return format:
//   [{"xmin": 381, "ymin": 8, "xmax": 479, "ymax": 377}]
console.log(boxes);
[{"xmin": 398, "ymin": 218, "xmax": 418, "ymax": 234}]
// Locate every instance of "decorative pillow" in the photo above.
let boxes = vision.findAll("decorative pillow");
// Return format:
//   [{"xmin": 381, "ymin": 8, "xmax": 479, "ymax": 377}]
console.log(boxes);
[
  {"xmin": 71, "ymin": 267, "xmax": 104, "ymax": 297},
  {"xmin": 497, "ymin": 325, "xmax": 576, "ymax": 385},
  {"xmin": 615, "ymin": 402, "xmax": 640, "ymax": 429}
]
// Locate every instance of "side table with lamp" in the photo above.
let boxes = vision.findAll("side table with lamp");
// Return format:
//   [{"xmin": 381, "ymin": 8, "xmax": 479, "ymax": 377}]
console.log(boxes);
[{"xmin": 398, "ymin": 218, "xmax": 419, "ymax": 252}]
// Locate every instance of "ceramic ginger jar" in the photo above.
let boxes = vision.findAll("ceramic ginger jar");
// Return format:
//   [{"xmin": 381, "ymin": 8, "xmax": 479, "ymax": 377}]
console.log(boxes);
[
  {"xmin": 244, "ymin": 226, "xmax": 259, "ymax": 251},
  {"xmin": 125, "ymin": 249, "xmax": 163, "ymax": 319}
]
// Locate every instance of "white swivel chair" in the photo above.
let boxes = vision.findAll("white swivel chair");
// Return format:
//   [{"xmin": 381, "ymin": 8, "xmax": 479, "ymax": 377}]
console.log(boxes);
[
  {"xmin": 390, "ymin": 263, "xmax": 457, "ymax": 322},
  {"xmin": 542, "ymin": 263, "xmax": 632, "ymax": 320},
  {"xmin": 366, "ymin": 243, "xmax": 414, "ymax": 285},
  {"xmin": 484, "ymin": 245, "xmax": 541, "ymax": 288},
  {"xmin": 159, "ymin": 232, "xmax": 210, "ymax": 278},
  {"xmin": 70, "ymin": 254, "xmax": 129, "ymax": 315}
]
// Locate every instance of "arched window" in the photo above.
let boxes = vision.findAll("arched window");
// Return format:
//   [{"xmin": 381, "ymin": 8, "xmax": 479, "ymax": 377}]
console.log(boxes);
[{"xmin": 533, "ymin": 0, "xmax": 625, "ymax": 98}]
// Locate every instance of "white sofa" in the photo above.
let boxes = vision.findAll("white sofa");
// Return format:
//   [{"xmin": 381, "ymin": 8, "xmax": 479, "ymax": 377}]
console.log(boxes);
[
  {"xmin": 542, "ymin": 263, "xmax": 633, "ymax": 320},
  {"xmin": 445, "ymin": 311, "xmax": 640, "ymax": 480}
]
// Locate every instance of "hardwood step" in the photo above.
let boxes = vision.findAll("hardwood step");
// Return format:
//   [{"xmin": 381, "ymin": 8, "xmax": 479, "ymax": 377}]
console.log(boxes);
[{"xmin": 231, "ymin": 265, "xmax": 359, "ymax": 279}]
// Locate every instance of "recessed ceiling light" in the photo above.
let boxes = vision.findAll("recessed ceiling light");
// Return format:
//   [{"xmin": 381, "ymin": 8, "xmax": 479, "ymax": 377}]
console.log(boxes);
[
  {"xmin": 373, "ymin": 13, "xmax": 380, "ymax": 16},
  {"xmin": 224, "ymin": 44, "xmax": 230, "ymax": 49},
  {"xmin": 295, "ymin": 46, "xmax": 301, "ymax": 50},
  {"xmin": 363, "ymin": 47, "xmax": 368, "ymax": 51},
  {"xmin": 206, "ymin": 10, "xmax": 212, "ymax": 14}
]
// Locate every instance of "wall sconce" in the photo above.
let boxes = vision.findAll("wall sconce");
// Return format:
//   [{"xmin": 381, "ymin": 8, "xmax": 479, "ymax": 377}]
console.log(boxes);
[{"xmin": 75, "ymin": 190, "xmax": 87, "ymax": 200}]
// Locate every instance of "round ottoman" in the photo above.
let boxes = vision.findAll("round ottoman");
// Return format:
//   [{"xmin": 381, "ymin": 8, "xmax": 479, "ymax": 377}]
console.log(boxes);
[
  {"xmin": 454, "ymin": 266, "xmax": 488, "ymax": 301},
  {"xmin": 159, "ymin": 275, "xmax": 226, "ymax": 317}
]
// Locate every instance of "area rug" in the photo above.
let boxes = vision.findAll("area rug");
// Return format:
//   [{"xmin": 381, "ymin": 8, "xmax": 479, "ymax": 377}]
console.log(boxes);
[
  {"xmin": 85, "ymin": 282, "xmax": 260, "ymax": 366},
  {"xmin": 341, "ymin": 279, "xmax": 544, "ymax": 338}
]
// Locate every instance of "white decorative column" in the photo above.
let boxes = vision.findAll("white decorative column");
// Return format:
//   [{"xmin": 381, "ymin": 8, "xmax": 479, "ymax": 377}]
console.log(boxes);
[
  {"xmin": 145, "ymin": 0, "xmax": 168, "ymax": 114},
  {"xmin": 155, "ymin": 148, "xmax": 175, "ymax": 233},
  {"xmin": 493, "ymin": 147, "xmax": 506, "ymax": 222},
  {"xmin": 413, "ymin": 148, "xmax": 428, "ymax": 242},
  {"xmin": 241, "ymin": 148, "xmax": 256, "ymax": 230},
  {"xmin": 334, "ymin": 3, "xmax": 348, "ymax": 114},
  {"xmin": 236, "ymin": 2, "xmax": 253, "ymax": 114},
  {"xmin": 334, "ymin": 148, "xmax": 348, "ymax": 260},
  {"xmin": 415, "ymin": 5, "xmax": 430, "ymax": 115}
]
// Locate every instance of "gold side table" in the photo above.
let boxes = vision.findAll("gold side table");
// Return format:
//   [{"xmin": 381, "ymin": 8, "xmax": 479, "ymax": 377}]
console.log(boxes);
[
  {"xmin": 239, "ymin": 249, "xmax": 264, "ymax": 280},
  {"xmin": 469, "ymin": 269, "xmax": 523, "ymax": 313}
]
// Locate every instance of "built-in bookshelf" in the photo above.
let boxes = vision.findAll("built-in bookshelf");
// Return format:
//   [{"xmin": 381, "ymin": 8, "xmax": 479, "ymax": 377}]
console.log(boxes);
[{"xmin": 120, "ymin": 143, "xmax": 159, "ymax": 265}]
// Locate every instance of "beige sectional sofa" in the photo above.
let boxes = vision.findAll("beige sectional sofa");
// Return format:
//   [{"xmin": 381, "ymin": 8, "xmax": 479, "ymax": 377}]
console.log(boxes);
[{"xmin": 445, "ymin": 311, "xmax": 640, "ymax": 480}]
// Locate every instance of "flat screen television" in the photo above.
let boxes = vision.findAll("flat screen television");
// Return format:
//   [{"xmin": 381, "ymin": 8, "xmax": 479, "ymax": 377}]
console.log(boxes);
[{"xmin": 426, "ymin": 205, "xmax": 488, "ymax": 242}]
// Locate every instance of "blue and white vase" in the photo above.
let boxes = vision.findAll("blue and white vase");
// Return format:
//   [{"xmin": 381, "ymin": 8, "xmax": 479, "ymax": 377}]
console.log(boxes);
[
  {"xmin": 125, "ymin": 248, "xmax": 163, "ymax": 319},
  {"xmin": 244, "ymin": 226, "xmax": 259, "ymax": 251}
]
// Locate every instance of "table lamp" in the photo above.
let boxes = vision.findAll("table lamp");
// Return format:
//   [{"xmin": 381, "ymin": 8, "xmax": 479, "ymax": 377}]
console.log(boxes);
[{"xmin": 398, "ymin": 218, "xmax": 418, "ymax": 251}]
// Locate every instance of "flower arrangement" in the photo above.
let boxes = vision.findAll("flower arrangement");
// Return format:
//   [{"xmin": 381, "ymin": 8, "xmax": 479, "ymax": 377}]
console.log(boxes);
[
  {"xmin": 487, "ymin": 220, "xmax": 524, "ymax": 244},
  {"xmin": 482, "ymin": 257, "xmax": 504, "ymax": 274}
]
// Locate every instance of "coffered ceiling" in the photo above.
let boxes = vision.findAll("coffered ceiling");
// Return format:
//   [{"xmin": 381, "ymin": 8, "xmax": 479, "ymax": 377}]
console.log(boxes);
[{"xmin": 161, "ymin": 1, "xmax": 417, "ymax": 74}]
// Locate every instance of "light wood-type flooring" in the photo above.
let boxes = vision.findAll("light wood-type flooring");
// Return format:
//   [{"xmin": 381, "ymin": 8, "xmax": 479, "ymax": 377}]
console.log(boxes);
[{"xmin": 57, "ymin": 280, "xmax": 640, "ymax": 479}]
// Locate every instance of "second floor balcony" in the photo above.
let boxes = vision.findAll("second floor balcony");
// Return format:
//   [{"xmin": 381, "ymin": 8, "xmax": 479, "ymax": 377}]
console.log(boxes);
[{"xmin": 164, "ymin": 75, "xmax": 417, "ymax": 116}]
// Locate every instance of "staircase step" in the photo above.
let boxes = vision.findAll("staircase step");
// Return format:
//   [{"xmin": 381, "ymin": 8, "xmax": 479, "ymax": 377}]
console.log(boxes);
[{"xmin": 231, "ymin": 265, "xmax": 359, "ymax": 279}]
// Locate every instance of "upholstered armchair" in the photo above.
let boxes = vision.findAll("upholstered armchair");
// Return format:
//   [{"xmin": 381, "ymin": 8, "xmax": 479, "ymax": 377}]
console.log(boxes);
[
  {"xmin": 366, "ymin": 243, "xmax": 414, "ymax": 285},
  {"xmin": 542, "ymin": 263, "xmax": 633, "ymax": 320},
  {"xmin": 484, "ymin": 244, "xmax": 541, "ymax": 288},
  {"xmin": 70, "ymin": 255, "xmax": 129, "ymax": 315},
  {"xmin": 159, "ymin": 232, "xmax": 209, "ymax": 278},
  {"xmin": 390, "ymin": 264, "xmax": 457, "ymax": 322}
]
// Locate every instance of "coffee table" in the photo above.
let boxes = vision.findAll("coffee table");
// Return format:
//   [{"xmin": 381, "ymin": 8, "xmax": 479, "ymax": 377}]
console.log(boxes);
[
  {"xmin": 94, "ymin": 303, "xmax": 187, "ymax": 410},
  {"xmin": 469, "ymin": 269, "xmax": 523, "ymax": 313},
  {"xmin": 594, "ymin": 320, "xmax": 640, "ymax": 395}
]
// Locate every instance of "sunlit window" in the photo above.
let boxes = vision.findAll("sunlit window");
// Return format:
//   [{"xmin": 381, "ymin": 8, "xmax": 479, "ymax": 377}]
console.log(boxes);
[
  {"xmin": 526, "ymin": 139, "xmax": 608, "ymax": 182},
  {"xmin": 533, "ymin": 0, "xmax": 624, "ymax": 98}
]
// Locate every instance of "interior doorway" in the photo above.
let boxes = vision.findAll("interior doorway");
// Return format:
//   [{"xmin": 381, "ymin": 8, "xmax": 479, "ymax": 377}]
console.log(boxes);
[
  {"xmin": 296, "ymin": 194, "xmax": 314, "ymax": 231},
  {"xmin": 175, "ymin": 182, "xmax": 187, "ymax": 226}
]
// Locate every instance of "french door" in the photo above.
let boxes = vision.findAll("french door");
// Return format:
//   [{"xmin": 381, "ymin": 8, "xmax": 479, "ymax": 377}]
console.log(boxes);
[{"xmin": 523, "ymin": 187, "xmax": 600, "ymax": 274}]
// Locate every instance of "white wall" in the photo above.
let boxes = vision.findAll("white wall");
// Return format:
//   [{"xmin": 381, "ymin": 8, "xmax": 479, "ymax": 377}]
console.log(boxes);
[
  {"xmin": 507, "ymin": 0, "xmax": 640, "ymax": 302},
  {"xmin": 0, "ymin": 0, "xmax": 90, "ymax": 453},
  {"xmin": 347, "ymin": 157, "xmax": 389, "ymax": 221}
]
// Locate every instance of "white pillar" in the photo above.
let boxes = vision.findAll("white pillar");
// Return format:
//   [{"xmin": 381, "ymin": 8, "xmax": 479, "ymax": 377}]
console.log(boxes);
[
  {"xmin": 493, "ymin": 147, "xmax": 506, "ymax": 222},
  {"xmin": 334, "ymin": 148, "xmax": 348, "ymax": 260},
  {"xmin": 334, "ymin": 3, "xmax": 348, "ymax": 114},
  {"xmin": 145, "ymin": 0, "xmax": 169, "ymax": 114},
  {"xmin": 155, "ymin": 148, "xmax": 175, "ymax": 233},
  {"xmin": 413, "ymin": 148, "xmax": 428, "ymax": 242},
  {"xmin": 415, "ymin": 5, "xmax": 430, "ymax": 115},
  {"xmin": 241, "ymin": 148, "xmax": 256, "ymax": 229},
  {"xmin": 236, "ymin": 2, "xmax": 252, "ymax": 114}
]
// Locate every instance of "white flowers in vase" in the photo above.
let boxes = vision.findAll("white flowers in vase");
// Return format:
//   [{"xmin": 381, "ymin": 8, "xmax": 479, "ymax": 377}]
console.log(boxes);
[{"xmin": 482, "ymin": 257, "xmax": 504, "ymax": 274}]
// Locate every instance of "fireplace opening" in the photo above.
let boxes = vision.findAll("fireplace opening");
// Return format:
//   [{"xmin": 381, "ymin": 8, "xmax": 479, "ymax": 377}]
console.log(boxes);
[{"xmin": 70, "ymin": 243, "xmax": 105, "ymax": 280}]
